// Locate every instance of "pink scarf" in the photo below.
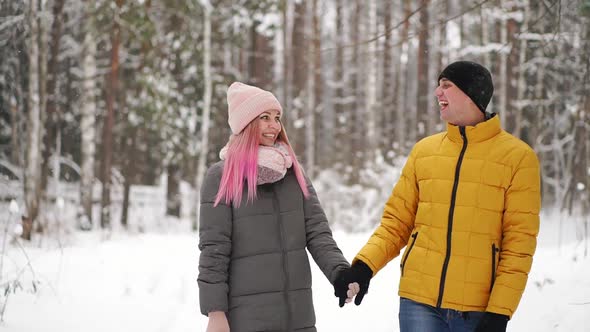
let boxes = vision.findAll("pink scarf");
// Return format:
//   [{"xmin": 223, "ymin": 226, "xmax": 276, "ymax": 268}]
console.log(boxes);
[{"xmin": 219, "ymin": 142, "xmax": 293, "ymax": 185}]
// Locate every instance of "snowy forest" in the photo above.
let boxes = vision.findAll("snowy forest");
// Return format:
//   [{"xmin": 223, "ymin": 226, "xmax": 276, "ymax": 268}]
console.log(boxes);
[
  {"xmin": 1, "ymin": 0, "xmax": 590, "ymax": 331},
  {"xmin": 0, "ymin": 0, "xmax": 589, "ymax": 237}
]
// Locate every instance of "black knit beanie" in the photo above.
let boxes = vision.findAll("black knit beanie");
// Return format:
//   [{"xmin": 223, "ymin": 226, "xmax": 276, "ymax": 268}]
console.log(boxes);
[{"xmin": 438, "ymin": 61, "xmax": 494, "ymax": 114}]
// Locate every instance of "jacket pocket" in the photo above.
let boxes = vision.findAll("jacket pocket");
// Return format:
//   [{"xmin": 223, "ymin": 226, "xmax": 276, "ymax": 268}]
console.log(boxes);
[
  {"xmin": 490, "ymin": 243, "xmax": 500, "ymax": 291},
  {"xmin": 400, "ymin": 232, "xmax": 418, "ymax": 277}
]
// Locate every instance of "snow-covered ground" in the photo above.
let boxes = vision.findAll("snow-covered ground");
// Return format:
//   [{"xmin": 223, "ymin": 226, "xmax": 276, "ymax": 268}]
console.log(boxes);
[{"xmin": 0, "ymin": 213, "xmax": 588, "ymax": 332}]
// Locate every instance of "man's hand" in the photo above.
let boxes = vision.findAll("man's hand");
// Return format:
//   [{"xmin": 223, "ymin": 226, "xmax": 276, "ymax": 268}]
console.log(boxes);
[
  {"xmin": 349, "ymin": 261, "xmax": 372, "ymax": 305},
  {"xmin": 206, "ymin": 311, "xmax": 230, "ymax": 332},
  {"xmin": 334, "ymin": 271, "xmax": 360, "ymax": 307},
  {"xmin": 474, "ymin": 312, "xmax": 509, "ymax": 332},
  {"xmin": 333, "ymin": 260, "xmax": 373, "ymax": 307}
]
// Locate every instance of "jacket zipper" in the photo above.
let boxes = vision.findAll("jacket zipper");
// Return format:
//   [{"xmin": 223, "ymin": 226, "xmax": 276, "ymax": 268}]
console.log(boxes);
[
  {"xmin": 437, "ymin": 126, "xmax": 468, "ymax": 308},
  {"xmin": 490, "ymin": 243, "xmax": 499, "ymax": 291},
  {"xmin": 400, "ymin": 232, "xmax": 419, "ymax": 276},
  {"xmin": 272, "ymin": 188, "xmax": 292, "ymax": 331}
]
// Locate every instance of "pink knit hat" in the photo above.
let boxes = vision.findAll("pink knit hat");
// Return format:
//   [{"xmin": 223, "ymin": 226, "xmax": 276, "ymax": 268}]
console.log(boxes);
[{"xmin": 227, "ymin": 82, "xmax": 283, "ymax": 134}]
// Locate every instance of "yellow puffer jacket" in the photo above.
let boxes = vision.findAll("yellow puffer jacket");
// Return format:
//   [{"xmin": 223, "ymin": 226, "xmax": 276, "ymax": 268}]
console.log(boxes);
[{"xmin": 355, "ymin": 115, "xmax": 540, "ymax": 318}]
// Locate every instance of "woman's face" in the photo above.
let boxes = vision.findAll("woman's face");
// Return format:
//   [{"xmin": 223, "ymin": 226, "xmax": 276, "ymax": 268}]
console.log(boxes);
[{"xmin": 256, "ymin": 109, "xmax": 282, "ymax": 146}]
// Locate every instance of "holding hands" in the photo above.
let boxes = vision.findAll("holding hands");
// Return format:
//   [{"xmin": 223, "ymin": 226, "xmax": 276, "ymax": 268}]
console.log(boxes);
[{"xmin": 334, "ymin": 260, "xmax": 374, "ymax": 307}]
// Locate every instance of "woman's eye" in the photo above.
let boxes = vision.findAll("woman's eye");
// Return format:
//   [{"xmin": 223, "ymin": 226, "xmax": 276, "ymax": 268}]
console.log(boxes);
[
  {"xmin": 275, "ymin": 117, "xmax": 281, "ymax": 122},
  {"xmin": 260, "ymin": 115, "xmax": 269, "ymax": 120}
]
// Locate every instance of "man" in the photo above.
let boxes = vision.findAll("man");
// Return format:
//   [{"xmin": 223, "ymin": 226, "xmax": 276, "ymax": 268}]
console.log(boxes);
[{"xmin": 334, "ymin": 61, "xmax": 541, "ymax": 332}]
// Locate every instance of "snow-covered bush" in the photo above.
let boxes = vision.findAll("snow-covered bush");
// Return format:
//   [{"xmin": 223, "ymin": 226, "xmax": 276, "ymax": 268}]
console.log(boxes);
[{"xmin": 314, "ymin": 153, "xmax": 405, "ymax": 233}]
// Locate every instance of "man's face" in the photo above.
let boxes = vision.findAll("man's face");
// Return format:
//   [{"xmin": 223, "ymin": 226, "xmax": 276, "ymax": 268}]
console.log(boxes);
[{"xmin": 434, "ymin": 78, "xmax": 484, "ymax": 127}]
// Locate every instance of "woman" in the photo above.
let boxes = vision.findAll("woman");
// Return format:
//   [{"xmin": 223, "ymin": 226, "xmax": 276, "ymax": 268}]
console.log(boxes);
[{"xmin": 198, "ymin": 82, "xmax": 353, "ymax": 332}]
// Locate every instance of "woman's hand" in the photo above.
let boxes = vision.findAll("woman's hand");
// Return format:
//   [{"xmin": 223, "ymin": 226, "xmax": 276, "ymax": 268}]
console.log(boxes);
[
  {"xmin": 346, "ymin": 282, "xmax": 360, "ymax": 303},
  {"xmin": 206, "ymin": 311, "xmax": 230, "ymax": 332}
]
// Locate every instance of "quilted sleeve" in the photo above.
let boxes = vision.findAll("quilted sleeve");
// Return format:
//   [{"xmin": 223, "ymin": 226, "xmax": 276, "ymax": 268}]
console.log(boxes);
[
  {"xmin": 304, "ymin": 177, "xmax": 350, "ymax": 284},
  {"xmin": 487, "ymin": 148, "xmax": 541, "ymax": 318},
  {"xmin": 197, "ymin": 163, "xmax": 233, "ymax": 316},
  {"xmin": 354, "ymin": 146, "xmax": 420, "ymax": 274}
]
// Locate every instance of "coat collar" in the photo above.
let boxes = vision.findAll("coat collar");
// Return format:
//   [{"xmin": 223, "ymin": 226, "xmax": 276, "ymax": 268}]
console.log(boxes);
[{"xmin": 446, "ymin": 114, "xmax": 502, "ymax": 144}]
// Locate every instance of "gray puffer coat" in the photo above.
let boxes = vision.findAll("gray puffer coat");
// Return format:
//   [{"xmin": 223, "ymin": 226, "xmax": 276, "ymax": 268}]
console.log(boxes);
[{"xmin": 198, "ymin": 161, "xmax": 349, "ymax": 332}]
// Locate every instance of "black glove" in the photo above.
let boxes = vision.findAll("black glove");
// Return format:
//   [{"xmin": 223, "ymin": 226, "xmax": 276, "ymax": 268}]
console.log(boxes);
[
  {"xmin": 333, "ymin": 260, "xmax": 373, "ymax": 307},
  {"xmin": 474, "ymin": 312, "xmax": 509, "ymax": 332},
  {"xmin": 333, "ymin": 268, "xmax": 350, "ymax": 307}
]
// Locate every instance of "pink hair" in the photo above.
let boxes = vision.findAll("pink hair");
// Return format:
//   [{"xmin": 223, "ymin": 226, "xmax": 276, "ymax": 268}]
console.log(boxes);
[{"xmin": 214, "ymin": 121, "xmax": 309, "ymax": 207}]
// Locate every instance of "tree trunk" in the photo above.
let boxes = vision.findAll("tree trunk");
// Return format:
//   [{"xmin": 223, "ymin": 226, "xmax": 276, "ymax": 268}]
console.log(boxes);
[
  {"xmin": 304, "ymin": 0, "xmax": 315, "ymax": 176},
  {"xmin": 23, "ymin": 0, "xmax": 42, "ymax": 240},
  {"xmin": 40, "ymin": 0, "xmax": 65, "ymax": 202},
  {"xmin": 291, "ymin": 0, "xmax": 307, "ymax": 158},
  {"xmin": 396, "ymin": 0, "xmax": 411, "ymax": 153},
  {"xmin": 194, "ymin": 0, "xmax": 212, "ymax": 231},
  {"xmin": 431, "ymin": 0, "xmax": 448, "ymax": 134},
  {"xmin": 119, "ymin": 125, "xmax": 137, "ymax": 229},
  {"xmin": 531, "ymin": 48, "xmax": 544, "ymax": 152},
  {"xmin": 79, "ymin": 6, "xmax": 97, "ymax": 230},
  {"xmin": 10, "ymin": 95, "xmax": 20, "ymax": 166},
  {"xmin": 505, "ymin": 2, "xmax": 520, "ymax": 134},
  {"xmin": 417, "ymin": 0, "xmax": 431, "ymax": 138},
  {"xmin": 248, "ymin": 21, "xmax": 258, "ymax": 83},
  {"xmin": 282, "ymin": 0, "xmax": 295, "ymax": 131},
  {"xmin": 34, "ymin": 0, "xmax": 48, "ymax": 234},
  {"xmin": 498, "ymin": 0, "xmax": 508, "ymax": 128},
  {"xmin": 481, "ymin": 4, "xmax": 491, "ymax": 68},
  {"xmin": 567, "ymin": 22, "xmax": 590, "ymax": 215},
  {"xmin": 377, "ymin": 1, "xmax": 395, "ymax": 160},
  {"xmin": 274, "ymin": 5, "xmax": 284, "ymax": 106},
  {"xmin": 349, "ymin": 0, "xmax": 362, "ymax": 184},
  {"xmin": 533, "ymin": 47, "xmax": 547, "ymax": 205},
  {"xmin": 436, "ymin": 0, "xmax": 447, "ymax": 74},
  {"xmin": 584, "ymin": 24, "xmax": 590, "ymax": 221},
  {"xmin": 365, "ymin": 0, "xmax": 377, "ymax": 158},
  {"xmin": 514, "ymin": 0, "xmax": 529, "ymax": 139},
  {"xmin": 312, "ymin": 0, "xmax": 322, "ymax": 170},
  {"xmin": 166, "ymin": 163, "xmax": 181, "ymax": 217},
  {"xmin": 333, "ymin": 0, "xmax": 346, "ymax": 167},
  {"xmin": 51, "ymin": 128, "xmax": 61, "ymax": 233},
  {"xmin": 248, "ymin": 21, "xmax": 272, "ymax": 87},
  {"xmin": 100, "ymin": 0, "xmax": 124, "ymax": 229}
]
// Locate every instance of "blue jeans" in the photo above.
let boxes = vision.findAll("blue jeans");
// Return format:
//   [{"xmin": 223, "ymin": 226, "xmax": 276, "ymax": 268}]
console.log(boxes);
[{"xmin": 399, "ymin": 297, "xmax": 486, "ymax": 332}]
